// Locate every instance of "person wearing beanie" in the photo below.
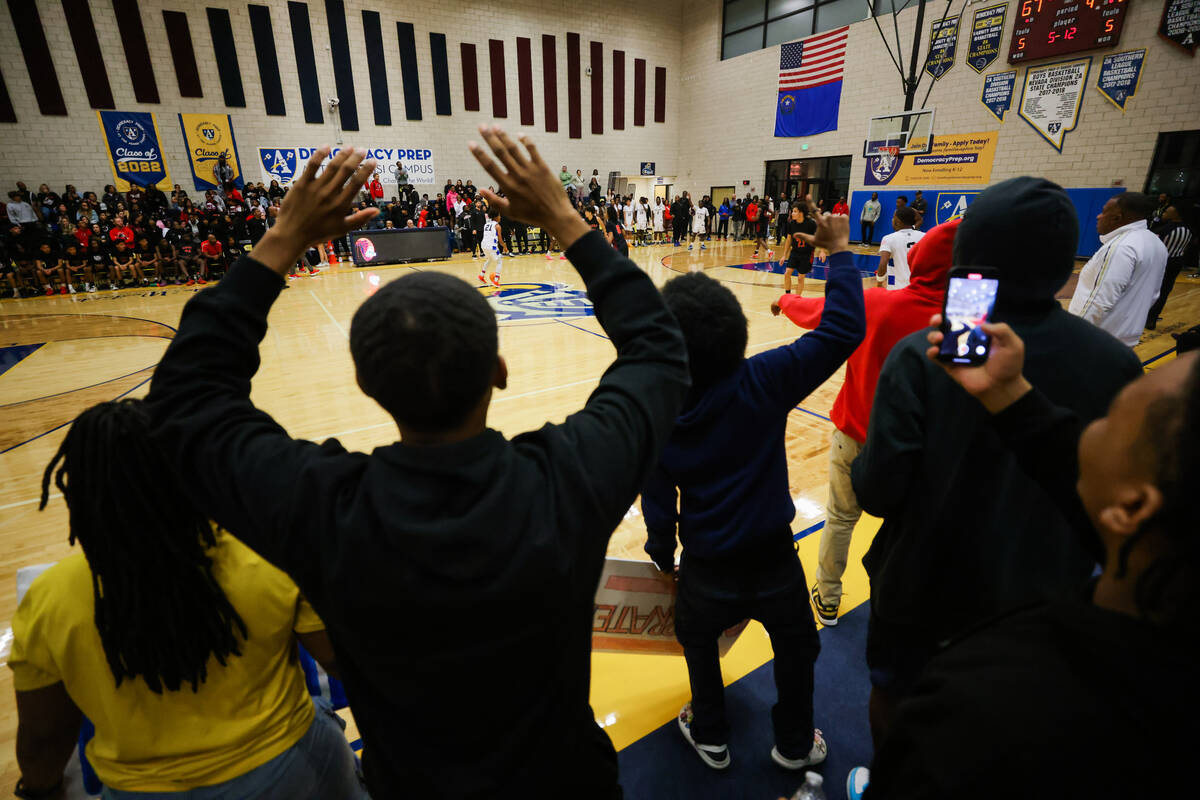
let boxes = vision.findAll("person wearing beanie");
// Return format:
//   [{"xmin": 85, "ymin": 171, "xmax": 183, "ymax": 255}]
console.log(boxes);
[
  {"xmin": 773, "ymin": 219, "xmax": 958, "ymax": 627},
  {"xmin": 849, "ymin": 177, "xmax": 1143, "ymax": 746},
  {"xmin": 1068, "ymin": 192, "xmax": 1169, "ymax": 346}
]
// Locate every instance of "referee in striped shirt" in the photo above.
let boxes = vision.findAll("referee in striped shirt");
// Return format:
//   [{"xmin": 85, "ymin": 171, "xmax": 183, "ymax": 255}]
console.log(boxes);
[{"xmin": 1146, "ymin": 206, "xmax": 1195, "ymax": 330}]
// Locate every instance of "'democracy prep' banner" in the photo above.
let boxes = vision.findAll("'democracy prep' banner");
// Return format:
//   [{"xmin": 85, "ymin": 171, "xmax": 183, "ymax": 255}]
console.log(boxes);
[
  {"xmin": 260, "ymin": 146, "xmax": 436, "ymax": 187},
  {"xmin": 1018, "ymin": 56, "xmax": 1091, "ymax": 151},
  {"xmin": 982, "ymin": 70, "xmax": 1017, "ymax": 121},
  {"xmin": 96, "ymin": 111, "xmax": 171, "ymax": 191},
  {"xmin": 1096, "ymin": 49, "xmax": 1146, "ymax": 111},
  {"xmin": 967, "ymin": 4, "xmax": 1007, "ymax": 73},
  {"xmin": 178, "ymin": 113, "xmax": 244, "ymax": 191},
  {"xmin": 864, "ymin": 131, "xmax": 998, "ymax": 187},
  {"xmin": 925, "ymin": 17, "xmax": 960, "ymax": 80}
]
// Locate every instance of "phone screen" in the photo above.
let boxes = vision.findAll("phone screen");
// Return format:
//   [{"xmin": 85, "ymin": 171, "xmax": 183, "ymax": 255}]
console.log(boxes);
[{"xmin": 940, "ymin": 272, "xmax": 1000, "ymax": 364}]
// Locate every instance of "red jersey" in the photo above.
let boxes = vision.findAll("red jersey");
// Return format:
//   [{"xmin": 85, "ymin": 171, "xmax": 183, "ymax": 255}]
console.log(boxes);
[
  {"xmin": 832, "ymin": 202, "xmax": 850, "ymax": 215},
  {"xmin": 74, "ymin": 228, "xmax": 91, "ymax": 248},
  {"xmin": 109, "ymin": 225, "xmax": 135, "ymax": 245},
  {"xmin": 200, "ymin": 240, "xmax": 224, "ymax": 258},
  {"xmin": 746, "ymin": 203, "xmax": 759, "ymax": 222}
]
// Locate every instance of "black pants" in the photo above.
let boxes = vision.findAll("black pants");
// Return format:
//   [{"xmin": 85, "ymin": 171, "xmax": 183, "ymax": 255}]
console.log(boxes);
[
  {"xmin": 512, "ymin": 224, "xmax": 529, "ymax": 253},
  {"xmin": 1147, "ymin": 256, "xmax": 1184, "ymax": 326},
  {"xmin": 716, "ymin": 218, "xmax": 729, "ymax": 238},
  {"xmin": 461, "ymin": 229, "xmax": 475, "ymax": 255},
  {"xmin": 672, "ymin": 219, "xmax": 686, "ymax": 244},
  {"xmin": 535, "ymin": 227, "xmax": 549, "ymax": 252},
  {"xmin": 860, "ymin": 219, "xmax": 876, "ymax": 245},
  {"xmin": 674, "ymin": 536, "xmax": 819, "ymax": 752}
]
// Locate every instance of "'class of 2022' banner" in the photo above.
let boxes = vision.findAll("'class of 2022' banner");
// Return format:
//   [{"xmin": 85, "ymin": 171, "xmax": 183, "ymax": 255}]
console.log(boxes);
[
  {"xmin": 967, "ymin": 4, "xmax": 1007, "ymax": 73},
  {"xmin": 925, "ymin": 17, "xmax": 960, "ymax": 80},
  {"xmin": 96, "ymin": 111, "xmax": 171, "ymax": 191},
  {"xmin": 1096, "ymin": 49, "xmax": 1146, "ymax": 111},
  {"xmin": 260, "ymin": 146, "xmax": 436, "ymax": 187},
  {"xmin": 178, "ymin": 113, "xmax": 244, "ymax": 192},
  {"xmin": 865, "ymin": 131, "xmax": 998, "ymax": 187}
]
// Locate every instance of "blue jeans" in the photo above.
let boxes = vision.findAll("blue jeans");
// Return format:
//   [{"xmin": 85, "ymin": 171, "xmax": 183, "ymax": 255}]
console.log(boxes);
[{"xmin": 102, "ymin": 699, "xmax": 368, "ymax": 800}]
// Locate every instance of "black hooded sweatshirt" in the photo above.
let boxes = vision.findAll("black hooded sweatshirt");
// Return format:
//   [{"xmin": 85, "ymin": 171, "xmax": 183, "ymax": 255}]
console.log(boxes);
[{"xmin": 851, "ymin": 177, "xmax": 1143, "ymax": 647}]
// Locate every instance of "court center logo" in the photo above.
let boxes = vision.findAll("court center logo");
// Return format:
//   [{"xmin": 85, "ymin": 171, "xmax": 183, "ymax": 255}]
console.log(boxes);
[{"xmin": 478, "ymin": 282, "xmax": 595, "ymax": 321}]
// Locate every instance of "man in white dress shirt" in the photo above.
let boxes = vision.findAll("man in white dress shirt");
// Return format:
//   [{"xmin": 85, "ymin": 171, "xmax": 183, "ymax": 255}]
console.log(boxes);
[{"xmin": 1069, "ymin": 193, "xmax": 1168, "ymax": 347}]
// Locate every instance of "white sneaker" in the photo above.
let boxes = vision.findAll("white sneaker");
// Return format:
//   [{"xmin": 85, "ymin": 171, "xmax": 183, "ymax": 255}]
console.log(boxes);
[
  {"xmin": 677, "ymin": 703, "xmax": 730, "ymax": 770},
  {"xmin": 87, "ymin": 283, "xmax": 96, "ymax": 293},
  {"xmin": 770, "ymin": 729, "xmax": 827, "ymax": 770},
  {"xmin": 68, "ymin": 284, "xmax": 77, "ymax": 294}
]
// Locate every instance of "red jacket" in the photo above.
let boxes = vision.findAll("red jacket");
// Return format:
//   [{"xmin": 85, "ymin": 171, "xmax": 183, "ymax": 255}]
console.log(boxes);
[
  {"xmin": 777, "ymin": 219, "xmax": 957, "ymax": 443},
  {"xmin": 368, "ymin": 179, "xmax": 384, "ymax": 200},
  {"xmin": 109, "ymin": 225, "xmax": 134, "ymax": 245},
  {"xmin": 832, "ymin": 201, "xmax": 849, "ymax": 215}
]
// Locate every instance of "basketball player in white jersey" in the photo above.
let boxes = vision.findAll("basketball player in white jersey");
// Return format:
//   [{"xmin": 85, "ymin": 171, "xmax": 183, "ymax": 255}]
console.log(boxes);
[
  {"xmin": 634, "ymin": 197, "xmax": 651, "ymax": 247},
  {"xmin": 689, "ymin": 203, "xmax": 709, "ymax": 250},
  {"xmin": 478, "ymin": 208, "xmax": 506, "ymax": 287},
  {"xmin": 623, "ymin": 197, "xmax": 636, "ymax": 236},
  {"xmin": 876, "ymin": 206, "xmax": 924, "ymax": 290},
  {"xmin": 652, "ymin": 197, "xmax": 666, "ymax": 244}
]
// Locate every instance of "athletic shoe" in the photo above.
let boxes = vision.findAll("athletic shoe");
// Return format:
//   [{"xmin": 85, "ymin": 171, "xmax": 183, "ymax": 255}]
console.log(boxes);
[
  {"xmin": 752, "ymin": 251, "xmax": 760, "ymax": 260},
  {"xmin": 68, "ymin": 284, "xmax": 77, "ymax": 295},
  {"xmin": 197, "ymin": 277, "xmax": 207, "ymax": 285},
  {"xmin": 770, "ymin": 729, "xmax": 827, "ymax": 770},
  {"xmin": 44, "ymin": 287, "xmax": 54, "ymax": 296},
  {"xmin": 110, "ymin": 283, "xmax": 119, "ymax": 291},
  {"xmin": 186, "ymin": 279, "xmax": 195, "ymax": 286},
  {"xmin": 545, "ymin": 253, "xmax": 553, "ymax": 261},
  {"xmin": 60, "ymin": 286, "xmax": 69, "ymax": 294},
  {"xmin": 558, "ymin": 254, "xmax": 566, "ymax": 260},
  {"xmin": 677, "ymin": 703, "xmax": 730, "ymax": 770},
  {"xmin": 472, "ymin": 254, "xmax": 478, "ymax": 259},
  {"xmin": 700, "ymin": 244, "xmax": 706, "ymax": 250},
  {"xmin": 489, "ymin": 273, "xmax": 502, "ymax": 287},
  {"xmin": 309, "ymin": 267, "xmax": 320, "ymax": 275},
  {"xmin": 478, "ymin": 272, "xmax": 487, "ymax": 283},
  {"xmin": 87, "ymin": 283, "xmax": 96, "ymax": 293},
  {"xmin": 847, "ymin": 767, "xmax": 870, "ymax": 800},
  {"xmin": 156, "ymin": 280, "xmax": 166, "ymax": 287},
  {"xmin": 767, "ymin": 250, "xmax": 775, "ymax": 260},
  {"xmin": 688, "ymin": 244, "xmax": 693, "ymax": 250},
  {"xmin": 811, "ymin": 585, "xmax": 839, "ymax": 627}
]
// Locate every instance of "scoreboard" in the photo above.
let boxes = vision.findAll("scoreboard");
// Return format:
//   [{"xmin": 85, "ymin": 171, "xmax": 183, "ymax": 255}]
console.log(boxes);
[{"xmin": 1008, "ymin": 0, "xmax": 1130, "ymax": 63}]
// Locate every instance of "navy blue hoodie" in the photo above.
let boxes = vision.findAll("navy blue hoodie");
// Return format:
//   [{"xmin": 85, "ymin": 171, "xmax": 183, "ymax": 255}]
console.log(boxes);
[{"xmin": 642, "ymin": 252, "xmax": 865, "ymax": 564}]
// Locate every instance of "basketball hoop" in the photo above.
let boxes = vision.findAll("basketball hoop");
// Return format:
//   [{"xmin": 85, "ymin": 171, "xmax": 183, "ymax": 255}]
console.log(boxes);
[{"xmin": 881, "ymin": 146, "xmax": 899, "ymax": 160}]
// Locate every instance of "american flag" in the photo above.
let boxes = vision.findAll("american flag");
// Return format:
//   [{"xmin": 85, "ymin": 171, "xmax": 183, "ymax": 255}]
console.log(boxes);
[{"xmin": 778, "ymin": 27, "xmax": 849, "ymax": 92}]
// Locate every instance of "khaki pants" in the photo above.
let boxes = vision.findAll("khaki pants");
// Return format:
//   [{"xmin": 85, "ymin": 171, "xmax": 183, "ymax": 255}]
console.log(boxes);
[{"xmin": 816, "ymin": 428, "xmax": 863, "ymax": 606}]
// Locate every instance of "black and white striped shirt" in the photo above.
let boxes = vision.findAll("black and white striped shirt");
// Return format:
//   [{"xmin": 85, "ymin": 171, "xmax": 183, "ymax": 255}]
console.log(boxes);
[{"xmin": 1158, "ymin": 222, "xmax": 1193, "ymax": 258}]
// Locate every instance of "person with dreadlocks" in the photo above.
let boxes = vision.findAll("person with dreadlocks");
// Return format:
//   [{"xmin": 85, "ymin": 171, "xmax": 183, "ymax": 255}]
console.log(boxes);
[
  {"xmin": 844, "ymin": 324, "xmax": 1198, "ymax": 800},
  {"xmin": 8, "ymin": 399, "xmax": 367, "ymax": 799}
]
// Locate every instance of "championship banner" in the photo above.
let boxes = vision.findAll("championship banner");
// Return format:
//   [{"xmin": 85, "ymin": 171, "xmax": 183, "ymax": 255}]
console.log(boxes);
[
  {"xmin": 924, "ymin": 17, "xmax": 961, "ymax": 80},
  {"xmin": 96, "ymin": 111, "xmax": 171, "ymax": 191},
  {"xmin": 1159, "ymin": 0, "xmax": 1199, "ymax": 54},
  {"xmin": 260, "ymin": 146, "xmax": 436, "ymax": 187},
  {"xmin": 967, "ymin": 4, "xmax": 1007, "ymax": 73},
  {"xmin": 982, "ymin": 70, "xmax": 1017, "ymax": 121},
  {"xmin": 178, "ymin": 113, "xmax": 244, "ymax": 191},
  {"xmin": 1097, "ymin": 49, "xmax": 1146, "ymax": 110},
  {"xmin": 1018, "ymin": 57, "xmax": 1090, "ymax": 151},
  {"xmin": 864, "ymin": 131, "xmax": 998, "ymax": 187},
  {"xmin": 591, "ymin": 558, "xmax": 747, "ymax": 656}
]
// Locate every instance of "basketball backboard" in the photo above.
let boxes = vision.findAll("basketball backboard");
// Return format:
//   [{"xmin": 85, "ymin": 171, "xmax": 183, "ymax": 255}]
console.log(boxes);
[{"xmin": 863, "ymin": 108, "xmax": 935, "ymax": 158}]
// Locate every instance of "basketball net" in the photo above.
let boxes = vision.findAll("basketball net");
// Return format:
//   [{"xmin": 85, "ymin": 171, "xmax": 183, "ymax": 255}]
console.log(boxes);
[{"xmin": 878, "ymin": 145, "xmax": 900, "ymax": 170}]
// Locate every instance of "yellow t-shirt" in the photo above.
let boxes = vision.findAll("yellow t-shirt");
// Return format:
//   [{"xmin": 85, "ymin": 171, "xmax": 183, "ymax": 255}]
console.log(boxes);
[{"xmin": 8, "ymin": 529, "xmax": 324, "ymax": 791}]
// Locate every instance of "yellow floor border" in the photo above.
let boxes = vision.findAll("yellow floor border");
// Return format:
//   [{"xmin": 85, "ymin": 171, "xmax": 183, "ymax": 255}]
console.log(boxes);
[{"xmin": 591, "ymin": 514, "xmax": 881, "ymax": 751}]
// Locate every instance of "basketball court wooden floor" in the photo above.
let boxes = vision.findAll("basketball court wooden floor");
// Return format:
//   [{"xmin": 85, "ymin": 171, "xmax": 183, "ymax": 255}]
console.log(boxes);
[{"xmin": 0, "ymin": 238, "xmax": 1191, "ymax": 786}]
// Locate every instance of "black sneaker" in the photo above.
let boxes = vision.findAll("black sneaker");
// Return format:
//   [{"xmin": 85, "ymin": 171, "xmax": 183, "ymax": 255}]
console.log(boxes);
[
  {"xmin": 677, "ymin": 703, "xmax": 730, "ymax": 770},
  {"xmin": 811, "ymin": 585, "xmax": 839, "ymax": 627}
]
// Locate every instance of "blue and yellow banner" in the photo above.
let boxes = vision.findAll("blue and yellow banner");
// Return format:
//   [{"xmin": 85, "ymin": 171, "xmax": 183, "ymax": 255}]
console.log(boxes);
[
  {"xmin": 981, "ymin": 70, "xmax": 1016, "ymax": 122},
  {"xmin": 865, "ymin": 131, "xmax": 998, "ymax": 187},
  {"xmin": 1096, "ymin": 49, "xmax": 1146, "ymax": 111},
  {"xmin": 178, "ymin": 113, "xmax": 244, "ymax": 191},
  {"xmin": 96, "ymin": 111, "xmax": 171, "ymax": 191},
  {"xmin": 966, "ymin": 4, "xmax": 1007, "ymax": 74},
  {"xmin": 924, "ymin": 17, "xmax": 960, "ymax": 81}
]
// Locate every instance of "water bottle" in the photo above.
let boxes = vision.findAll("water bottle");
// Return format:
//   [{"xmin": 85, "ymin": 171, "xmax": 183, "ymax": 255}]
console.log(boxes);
[{"xmin": 791, "ymin": 771, "xmax": 827, "ymax": 800}]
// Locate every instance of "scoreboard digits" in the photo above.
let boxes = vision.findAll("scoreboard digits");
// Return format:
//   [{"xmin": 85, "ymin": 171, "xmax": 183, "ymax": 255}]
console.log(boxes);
[{"xmin": 1008, "ymin": 0, "xmax": 1129, "ymax": 63}]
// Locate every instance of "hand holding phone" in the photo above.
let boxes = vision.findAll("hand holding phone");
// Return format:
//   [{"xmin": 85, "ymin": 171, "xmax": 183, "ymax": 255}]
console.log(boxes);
[
  {"xmin": 926, "ymin": 312, "xmax": 1033, "ymax": 414},
  {"xmin": 937, "ymin": 268, "xmax": 1000, "ymax": 365}
]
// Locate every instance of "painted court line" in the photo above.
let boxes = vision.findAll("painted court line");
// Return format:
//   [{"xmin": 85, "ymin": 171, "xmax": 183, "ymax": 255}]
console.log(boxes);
[{"xmin": 309, "ymin": 291, "xmax": 348, "ymax": 339}]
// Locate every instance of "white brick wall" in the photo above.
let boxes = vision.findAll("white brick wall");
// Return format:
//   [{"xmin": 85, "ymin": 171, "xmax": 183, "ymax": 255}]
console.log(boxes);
[
  {"xmin": 0, "ymin": 0, "xmax": 684, "ymax": 192},
  {"xmin": 675, "ymin": 0, "xmax": 1200, "ymax": 202}
]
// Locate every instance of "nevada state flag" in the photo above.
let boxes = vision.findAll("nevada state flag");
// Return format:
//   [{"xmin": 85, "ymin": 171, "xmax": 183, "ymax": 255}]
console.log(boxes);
[{"xmin": 775, "ymin": 27, "xmax": 848, "ymax": 138}]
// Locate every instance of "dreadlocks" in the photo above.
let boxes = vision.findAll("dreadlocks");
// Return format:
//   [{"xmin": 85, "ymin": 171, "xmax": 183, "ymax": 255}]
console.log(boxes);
[
  {"xmin": 1119, "ymin": 355, "xmax": 1200, "ymax": 628},
  {"xmin": 40, "ymin": 398, "xmax": 247, "ymax": 693}
]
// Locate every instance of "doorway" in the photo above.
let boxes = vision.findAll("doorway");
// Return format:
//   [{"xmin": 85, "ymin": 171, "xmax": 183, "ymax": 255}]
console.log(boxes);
[{"xmin": 710, "ymin": 185, "xmax": 736, "ymax": 207}]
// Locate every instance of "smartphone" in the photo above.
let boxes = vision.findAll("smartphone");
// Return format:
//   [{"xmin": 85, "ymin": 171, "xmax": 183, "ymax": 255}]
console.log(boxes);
[{"xmin": 938, "ymin": 267, "xmax": 1000, "ymax": 365}]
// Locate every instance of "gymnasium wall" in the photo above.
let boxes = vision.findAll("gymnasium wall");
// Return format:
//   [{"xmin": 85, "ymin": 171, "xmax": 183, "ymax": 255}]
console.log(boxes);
[
  {"xmin": 0, "ymin": 0, "xmax": 684, "ymax": 192},
  {"xmin": 675, "ymin": 0, "xmax": 1200, "ymax": 208}
]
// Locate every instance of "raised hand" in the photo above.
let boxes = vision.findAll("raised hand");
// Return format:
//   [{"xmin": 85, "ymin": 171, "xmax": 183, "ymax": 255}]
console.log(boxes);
[
  {"xmin": 251, "ymin": 147, "xmax": 380, "ymax": 275},
  {"xmin": 925, "ymin": 314, "xmax": 1032, "ymax": 414},
  {"xmin": 808, "ymin": 213, "xmax": 850, "ymax": 256},
  {"xmin": 468, "ymin": 126, "xmax": 589, "ymax": 249}
]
